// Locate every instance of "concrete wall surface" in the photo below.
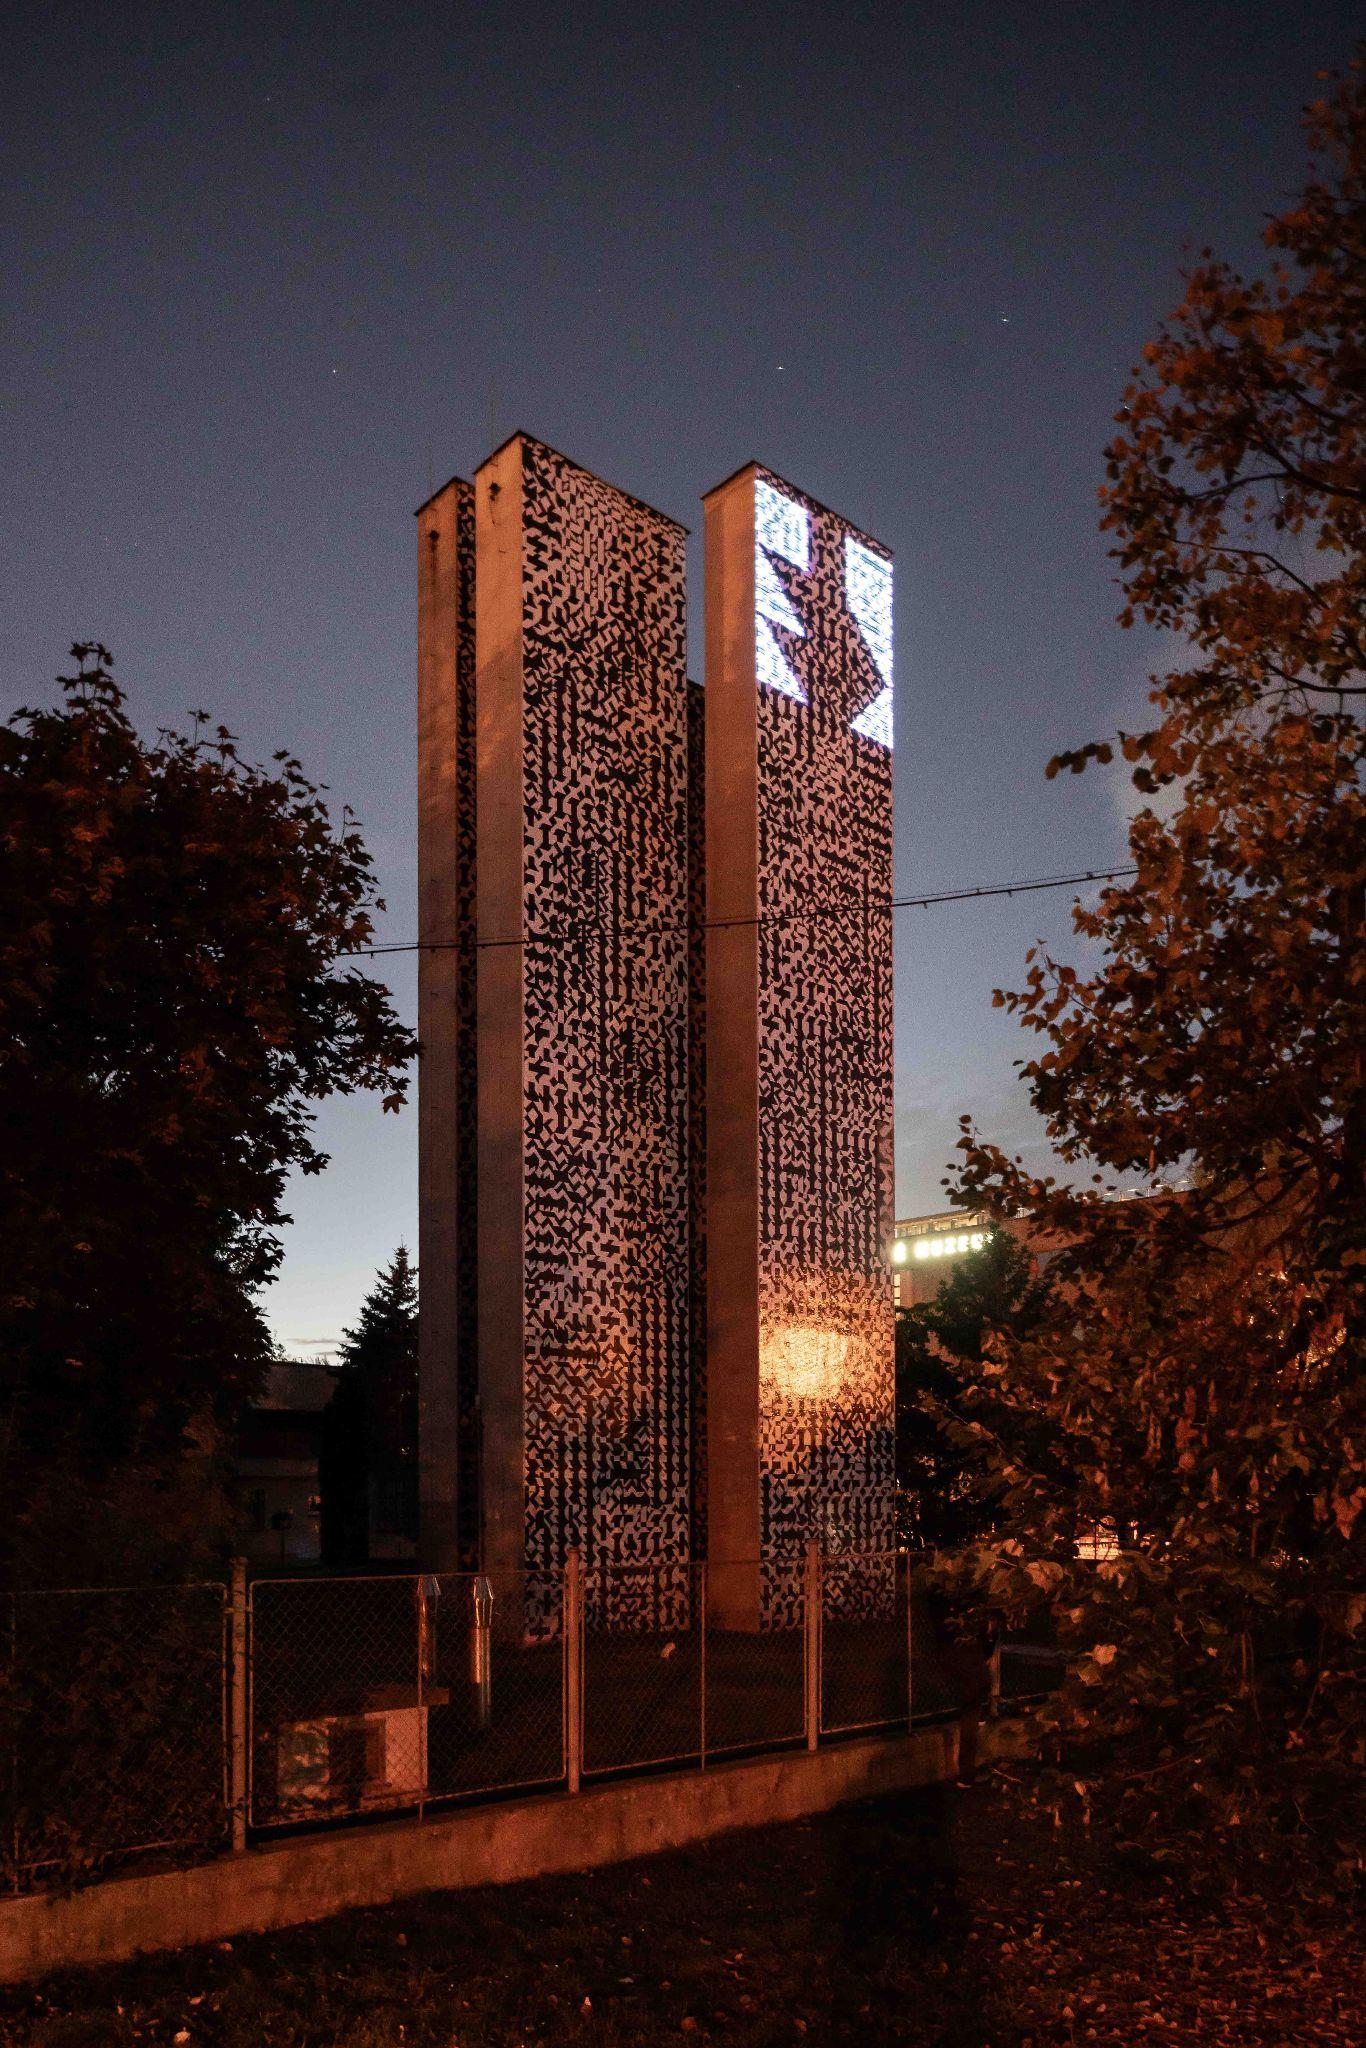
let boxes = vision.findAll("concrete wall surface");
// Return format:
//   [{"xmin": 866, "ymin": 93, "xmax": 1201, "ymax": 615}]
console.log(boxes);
[{"xmin": 0, "ymin": 1723, "xmax": 1029, "ymax": 1985}]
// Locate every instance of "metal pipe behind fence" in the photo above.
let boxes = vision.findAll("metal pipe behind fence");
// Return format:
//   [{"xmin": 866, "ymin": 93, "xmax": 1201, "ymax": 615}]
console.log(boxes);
[
  {"xmin": 229, "ymin": 1559, "xmax": 248, "ymax": 1854},
  {"xmin": 564, "ymin": 1547, "xmax": 583, "ymax": 1794},
  {"xmin": 9, "ymin": 1593, "xmax": 20, "ymax": 1886},
  {"xmin": 471, "ymin": 1575, "xmax": 493, "ymax": 1730},
  {"xmin": 417, "ymin": 1576, "xmax": 439, "ymax": 1824},
  {"xmin": 803, "ymin": 1540, "xmax": 821, "ymax": 1751},
  {"xmin": 698, "ymin": 1564, "xmax": 707, "ymax": 1772}
]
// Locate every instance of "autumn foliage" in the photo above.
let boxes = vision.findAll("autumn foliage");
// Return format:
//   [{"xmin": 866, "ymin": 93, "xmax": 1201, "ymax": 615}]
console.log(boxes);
[{"xmin": 923, "ymin": 57, "xmax": 1366, "ymax": 1872}]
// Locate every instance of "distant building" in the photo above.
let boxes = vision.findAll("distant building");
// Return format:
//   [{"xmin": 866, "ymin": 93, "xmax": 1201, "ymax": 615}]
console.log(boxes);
[
  {"xmin": 890, "ymin": 1210, "xmax": 992, "ymax": 1308},
  {"xmin": 235, "ymin": 1360, "xmax": 337, "ymax": 1563},
  {"xmin": 887, "ymin": 1208, "xmax": 1055, "ymax": 1308},
  {"xmin": 893, "ymin": 1189, "xmax": 1175, "ymax": 1309}
]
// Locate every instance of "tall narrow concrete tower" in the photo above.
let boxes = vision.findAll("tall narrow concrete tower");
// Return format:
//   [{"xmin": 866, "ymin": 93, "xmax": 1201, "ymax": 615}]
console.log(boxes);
[
  {"xmin": 417, "ymin": 440, "xmax": 894, "ymax": 1602},
  {"xmin": 416, "ymin": 476, "xmax": 477, "ymax": 1572},
  {"xmin": 702, "ymin": 464, "xmax": 895, "ymax": 1616},
  {"xmin": 472, "ymin": 435, "xmax": 692, "ymax": 1583}
]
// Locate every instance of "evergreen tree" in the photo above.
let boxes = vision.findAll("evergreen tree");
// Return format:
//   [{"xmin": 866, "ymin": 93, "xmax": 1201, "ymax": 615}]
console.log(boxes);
[
  {"xmin": 896, "ymin": 1229, "xmax": 1052, "ymax": 1550},
  {"xmin": 321, "ymin": 1248, "xmax": 418, "ymax": 1565}
]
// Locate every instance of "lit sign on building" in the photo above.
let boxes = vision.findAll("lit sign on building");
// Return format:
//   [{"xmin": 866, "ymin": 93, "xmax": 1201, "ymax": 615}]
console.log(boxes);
[
  {"xmin": 913, "ymin": 1230, "xmax": 987, "ymax": 1261},
  {"xmin": 891, "ymin": 1216, "xmax": 992, "ymax": 1306}
]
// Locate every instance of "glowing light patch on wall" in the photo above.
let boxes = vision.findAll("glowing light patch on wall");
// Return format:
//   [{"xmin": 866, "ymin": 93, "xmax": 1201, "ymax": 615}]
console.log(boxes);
[
  {"xmin": 844, "ymin": 536, "xmax": 894, "ymax": 750},
  {"xmin": 754, "ymin": 477, "xmax": 809, "ymax": 704},
  {"xmin": 761, "ymin": 1324, "xmax": 852, "ymax": 1403}
]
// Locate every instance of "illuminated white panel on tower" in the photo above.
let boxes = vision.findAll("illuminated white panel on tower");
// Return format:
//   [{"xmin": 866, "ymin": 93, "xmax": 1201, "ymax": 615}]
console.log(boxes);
[
  {"xmin": 755, "ymin": 476, "xmax": 809, "ymax": 704},
  {"xmin": 845, "ymin": 536, "xmax": 894, "ymax": 750}
]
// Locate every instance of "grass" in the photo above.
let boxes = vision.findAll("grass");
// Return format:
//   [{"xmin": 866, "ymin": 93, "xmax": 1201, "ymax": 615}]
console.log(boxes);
[{"xmin": 1, "ymin": 1783, "xmax": 1358, "ymax": 2047}]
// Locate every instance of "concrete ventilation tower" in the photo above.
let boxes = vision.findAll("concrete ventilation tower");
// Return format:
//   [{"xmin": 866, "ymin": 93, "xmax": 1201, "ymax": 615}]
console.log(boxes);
[{"xmin": 416, "ymin": 441, "xmax": 894, "ymax": 1615}]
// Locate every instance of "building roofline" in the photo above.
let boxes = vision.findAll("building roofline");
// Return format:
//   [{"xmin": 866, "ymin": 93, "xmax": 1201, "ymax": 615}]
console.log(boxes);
[
  {"xmin": 473, "ymin": 431, "xmax": 690, "ymax": 535},
  {"xmin": 701, "ymin": 460, "xmax": 892, "ymax": 557},
  {"xmin": 413, "ymin": 474, "xmax": 472, "ymax": 517}
]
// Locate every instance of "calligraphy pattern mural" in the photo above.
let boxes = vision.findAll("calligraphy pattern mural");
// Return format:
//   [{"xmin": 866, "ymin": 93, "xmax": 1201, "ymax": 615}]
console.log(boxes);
[
  {"xmin": 451, "ymin": 479, "xmax": 482, "ymax": 1564},
  {"xmin": 516, "ymin": 439, "xmax": 692, "ymax": 1598},
  {"xmin": 751, "ymin": 468, "xmax": 896, "ymax": 1583}
]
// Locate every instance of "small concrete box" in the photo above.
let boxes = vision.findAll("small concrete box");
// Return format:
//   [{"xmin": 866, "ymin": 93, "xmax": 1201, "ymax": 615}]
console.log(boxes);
[{"xmin": 274, "ymin": 1687, "xmax": 450, "ymax": 1818}]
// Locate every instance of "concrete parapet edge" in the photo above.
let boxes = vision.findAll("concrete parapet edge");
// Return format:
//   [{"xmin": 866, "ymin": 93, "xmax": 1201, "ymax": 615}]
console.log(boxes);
[{"xmin": 0, "ymin": 1721, "xmax": 1031, "ymax": 1985}]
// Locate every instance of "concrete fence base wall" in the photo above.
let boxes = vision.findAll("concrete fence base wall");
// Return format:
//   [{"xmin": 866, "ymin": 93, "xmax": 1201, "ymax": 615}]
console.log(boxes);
[{"xmin": 0, "ymin": 1721, "xmax": 1029, "ymax": 1986}]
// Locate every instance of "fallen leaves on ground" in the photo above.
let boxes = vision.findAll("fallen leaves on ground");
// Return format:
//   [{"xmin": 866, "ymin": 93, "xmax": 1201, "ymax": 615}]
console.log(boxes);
[{"xmin": 0, "ymin": 1784, "xmax": 1358, "ymax": 2047}]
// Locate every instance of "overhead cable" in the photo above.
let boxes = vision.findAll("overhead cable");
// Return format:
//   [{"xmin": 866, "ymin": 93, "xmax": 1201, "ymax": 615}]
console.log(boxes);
[{"xmin": 342, "ymin": 865, "xmax": 1140, "ymax": 960}]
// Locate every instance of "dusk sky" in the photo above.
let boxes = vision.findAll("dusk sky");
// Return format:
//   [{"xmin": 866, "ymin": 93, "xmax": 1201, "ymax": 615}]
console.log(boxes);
[{"xmin": 3, "ymin": 2, "xmax": 1356, "ymax": 1357}]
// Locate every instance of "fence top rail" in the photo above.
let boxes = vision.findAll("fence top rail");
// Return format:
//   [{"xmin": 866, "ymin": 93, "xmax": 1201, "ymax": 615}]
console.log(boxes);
[
  {"xmin": 574, "ymin": 1550, "xmax": 909, "ymax": 1565},
  {"xmin": 4, "ymin": 1580, "xmax": 227, "ymax": 1601},
  {"xmin": 5, "ymin": 1551, "xmax": 932, "ymax": 1603},
  {"xmin": 821, "ymin": 1548, "xmax": 905, "ymax": 1565},
  {"xmin": 250, "ymin": 1568, "xmax": 565, "ymax": 1596},
  {"xmin": 249, "ymin": 1571, "xmax": 432, "ymax": 1591},
  {"xmin": 583, "ymin": 1559, "xmax": 704, "ymax": 1577}
]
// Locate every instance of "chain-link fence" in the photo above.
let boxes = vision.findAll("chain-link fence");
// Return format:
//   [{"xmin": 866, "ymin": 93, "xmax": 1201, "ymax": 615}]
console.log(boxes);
[
  {"xmin": 426, "ymin": 1570, "xmax": 565, "ymax": 1801},
  {"xmin": 702, "ymin": 1556, "xmax": 807, "ymax": 1757},
  {"xmin": 0, "ymin": 1583, "xmax": 228, "ymax": 1891},
  {"xmin": 821, "ymin": 1550, "xmax": 908, "ymax": 1734},
  {"xmin": 1, "ymin": 1549, "xmax": 1058, "ymax": 1889},
  {"xmin": 906, "ymin": 1570, "xmax": 967, "ymax": 1719},
  {"xmin": 583, "ymin": 1561, "xmax": 702, "ymax": 1774},
  {"xmin": 997, "ymin": 1607, "xmax": 1064, "ymax": 1708},
  {"xmin": 248, "ymin": 1571, "xmax": 566, "ymax": 1827},
  {"xmin": 249, "ymin": 1574, "xmax": 429, "ymax": 1827},
  {"xmin": 578, "ymin": 1557, "xmax": 810, "ymax": 1774}
]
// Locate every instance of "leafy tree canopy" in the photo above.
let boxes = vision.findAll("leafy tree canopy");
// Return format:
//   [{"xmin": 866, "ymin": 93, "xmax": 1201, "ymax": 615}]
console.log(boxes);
[
  {"xmin": 937, "ymin": 57, "xmax": 1366, "ymax": 1874},
  {"xmin": 0, "ymin": 647, "xmax": 415, "ymax": 1576}
]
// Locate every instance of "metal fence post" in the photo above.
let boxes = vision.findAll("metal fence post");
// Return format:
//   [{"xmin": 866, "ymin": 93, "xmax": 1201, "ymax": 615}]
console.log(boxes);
[
  {"xmin": 228, "ymin": 1558, "xmax": 248, "ymax": 1853},
  {"xmin": 415, "ymin": 1575, "xmax": 428, "ymax": 1825},
  {"xmin": 564, "ymin": 1546, "xmax": 584, "ymax": 1793},
  {"xmin": 803, "ymin": 1541, "xmax": 821, "ymax": 1751},
  {"xmin": 7, "ymin": 1593, "xmax": 19, "ymax": 1887},
  {"xmin": 905, "ymin": 1553, "xmax": 915, "ymax": 1729}
]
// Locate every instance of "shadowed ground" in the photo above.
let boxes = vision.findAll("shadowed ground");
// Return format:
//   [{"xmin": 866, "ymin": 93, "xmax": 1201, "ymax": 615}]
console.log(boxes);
[{"xmin": 2, "ymin": 1785, "xmax": 1356, "ymax": 2047}]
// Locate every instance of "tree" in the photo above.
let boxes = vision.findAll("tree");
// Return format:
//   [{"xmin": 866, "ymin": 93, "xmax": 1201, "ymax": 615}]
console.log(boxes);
[
  {"xmin": 895, "ymin": 1230, "xmax": 1052, "ymax": 1549},
  {"xmin": 937, "ymin": 57, "xmax": 1366, "ymax": 1873},
  {"xmin": 0, "ymin": 647, "xmax": 415, "ymax": 1581},
  {"xmin": 320, "ymin": 1247, "xmax": 418, "ymax": 1566}
]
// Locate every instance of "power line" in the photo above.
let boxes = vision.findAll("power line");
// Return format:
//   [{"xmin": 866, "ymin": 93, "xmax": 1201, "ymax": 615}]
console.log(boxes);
[
  {"xmin": 342, "ymin": 865, "xmax": 1139, "ymax": 960},
  {"xmin": 893, "ymin": 865, "xmax": 1137, "ymax": 910}
]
